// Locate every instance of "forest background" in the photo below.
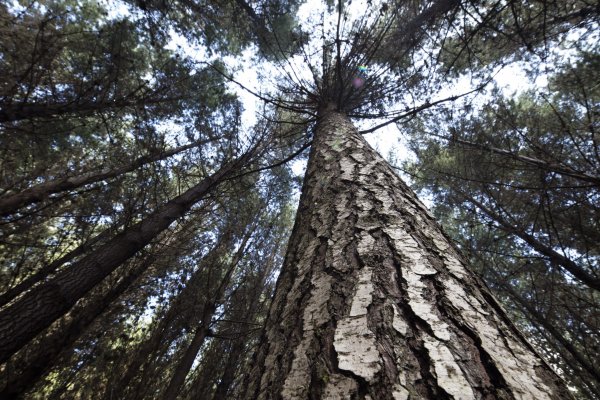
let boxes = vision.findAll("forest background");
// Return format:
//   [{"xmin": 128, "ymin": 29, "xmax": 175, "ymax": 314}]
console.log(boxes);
[{"xmin": 0, "ymin": 0, "xmax": 598, "ymax": 398}]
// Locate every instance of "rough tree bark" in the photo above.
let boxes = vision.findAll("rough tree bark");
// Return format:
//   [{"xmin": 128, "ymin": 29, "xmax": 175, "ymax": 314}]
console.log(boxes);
[
  {"xmin": 244, "ymin": 106, "xmax": 570, "ymax": 399},
  {"xmin": 0, "ymin": 250, "xmax": 160, "ymax": 399}
]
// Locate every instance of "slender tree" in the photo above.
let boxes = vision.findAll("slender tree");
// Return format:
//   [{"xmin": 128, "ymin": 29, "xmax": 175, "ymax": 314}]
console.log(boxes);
[
  {"xmin": 107, "ymin": 225, "xmax": 239, "ymax": 399},
  {"xmin": 183, "ymin": 202, "xmax": 291, "ymax": 400},
  {"xmin": 0, "ymin": 138, "xmax": 215, "ymax": 216},
  {"xmin": 162, "ymin": 228, "xmax": 253, "ymax": 400},
  {"xmin": 0, "ymin": 149, "xmax": 257, "ymax": 363}
]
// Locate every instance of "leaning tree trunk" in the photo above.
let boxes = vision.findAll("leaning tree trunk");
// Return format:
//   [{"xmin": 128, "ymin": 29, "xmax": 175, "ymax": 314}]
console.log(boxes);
[
  {"xmin": 162, "ymin": 228, "xmax": 253, "ymax": 400},
  {"xmin": 244, "ymin": 106, "xmax": 570, "ymax": 399},
  {"xmin": 0, "ymin": 251, "xmax": 158, "ymax": 399},
  {"xmin": 0, "ymin": 137, "xmax": 213, "ymax": 216},
  {"xmin": 0, "ymin": 152, "xmax": 252, "ymax": 363}
]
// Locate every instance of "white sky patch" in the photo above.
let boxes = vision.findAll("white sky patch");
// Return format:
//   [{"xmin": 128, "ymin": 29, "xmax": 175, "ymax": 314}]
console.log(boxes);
[
  {"xmin": 291, "ymin": 157, "xmax": 307, "ymax": 177},
  {"xmin": 101, "ymin": 0, "xmax": 131, "ymax": 19},
  {"xmin": 495, "ymin": 64, "xmax": 537, "ymax": 95},
  {"xmin": 154, "ymin": 118, "xmax": 187, "ymax": 145},
  {"xmin": 165, "ymin": 28, "xmax": 208, "ymax": 60},
  {"xmin": 221, "ymin": 48, "xmax": 265, "ymax": 130},
  {"xmin": 7, "ymin": 0, "xmax": 26, "ymax": 13},
  {"xmin": 155, "ymin": 0, "xmax": 561, "ymax": 187}
]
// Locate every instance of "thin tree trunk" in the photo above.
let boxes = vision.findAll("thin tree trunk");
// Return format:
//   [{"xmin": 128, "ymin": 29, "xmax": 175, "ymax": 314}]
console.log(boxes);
[
  {"xmin": 393, "ymin": 0, "xmax": 461, "ymax": 49},
  {"xmin": 444, "ymin": 134, "xmax": 600, "ymax": 185},
  {"xmin": 0, "ymin": 138, "xmax": 213, "ymax": 216},
  {"xmin": 107, "ymin": 229, "xmax": 234, "ymax": 400},
  {"xmin": 187, "ymin": 233, "xmax": 283, "ymax": 400},
  {"xmin": 0, "ymin": 152, "xmax": 251, "ymax": 363},
  {"xmin": 211, "ymin": 338, "xmax": 245, "ymax": 400},
  {"xmin": 497, "ymin": 279, "xmax": 600, "ymax": 382},
  {"xmin": 460, "ymin": 192, "xmax": 600, "ymax": 291},
  {"xmin": 163, "ymin": 228, "xmax": 253, "ymax": 400},
  {"xmin": 162, "ymin": 313, "xmax": 213, "ymax": 400},
  {"xmin": 244, "ymin": 106, "xmax": 570, "ymax": 399}
]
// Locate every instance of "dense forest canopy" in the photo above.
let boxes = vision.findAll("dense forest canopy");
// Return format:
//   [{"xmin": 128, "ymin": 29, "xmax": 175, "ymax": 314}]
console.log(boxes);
[{"xmin": 0, "ymin": 0, "xmax": 598, "ymax": 398}]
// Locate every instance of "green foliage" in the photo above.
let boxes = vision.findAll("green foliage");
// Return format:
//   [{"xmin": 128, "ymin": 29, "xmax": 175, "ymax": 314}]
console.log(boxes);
[
  {"xmin": 438, "ymin": 0, "xmax": 600, "ymax": 75},
  {"xmin": 1, "ymin": 0, "xmax": 598, "ymax": 398},
  {"xmin": 404, "ymin": 51, "xmax": 600, "ymax": 398}
]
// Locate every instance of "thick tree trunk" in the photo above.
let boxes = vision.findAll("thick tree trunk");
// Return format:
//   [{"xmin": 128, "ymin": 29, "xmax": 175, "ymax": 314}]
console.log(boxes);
[
  {"xmin": 0, "ymin": 138, "xmax": 212, "ymax": 216},
  {"xmin": 0, "ymin": 252, "xmax": 158, "ymax": 399},
  {"xmin": 0, "ymin": 153, "xmax": 250, "ymax": 364},
  {"xmin": 0, "ymin": 226, "xmax": 115, "ymax": 308},
  {"xmin": 244, "ymin": 107, "xmax": 570, "ymax": 399}
]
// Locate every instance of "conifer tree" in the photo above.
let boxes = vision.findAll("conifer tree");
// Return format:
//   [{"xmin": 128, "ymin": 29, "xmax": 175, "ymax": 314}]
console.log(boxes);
[{"xmin": 1, "ymin": 0, "xmax": 597, "ymax": 398}]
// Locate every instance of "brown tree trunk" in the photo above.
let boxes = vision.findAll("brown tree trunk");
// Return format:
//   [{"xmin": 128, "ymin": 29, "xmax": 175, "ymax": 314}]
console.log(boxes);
[
  {"xmin": 162, "ymin": 228, "xmax": 253, "ymax": 400},
  {"xmin": 107, "ymin": 229, "xmax": 235, "ymax": 400},
  {"xmin": 244, "ymin": 107, "xmax": 570, "ymax": 399},
  {"xmin": 0, "ymin": 153, "xmax": 250, "ymax": 364},
  {"xmin": 0, "ymin": 138, "xmax": 213, "ymax": 216},
  {"xmin": 163, "ymin": 312, "xmax": 213, "ymax": 400},
  {"xmin": 0, "ymin": 252, "xmax": 158, "ymax": 399}
]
